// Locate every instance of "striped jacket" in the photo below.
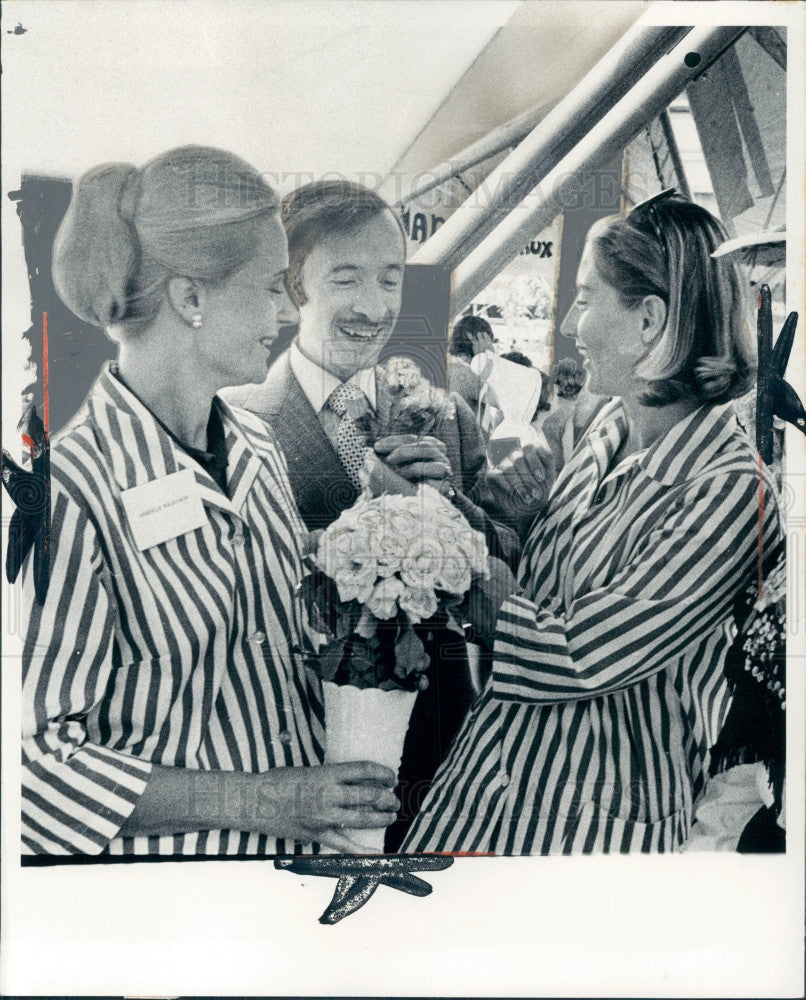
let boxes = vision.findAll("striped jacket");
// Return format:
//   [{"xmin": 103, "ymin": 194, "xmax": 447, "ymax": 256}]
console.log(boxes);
[
  {"xmin": 20, "ymin": 364, "xmax": 324, "ymax": 856},
  {"xmin": 403, "ymin": 400, "xmax": 781, "ymax": 854}
]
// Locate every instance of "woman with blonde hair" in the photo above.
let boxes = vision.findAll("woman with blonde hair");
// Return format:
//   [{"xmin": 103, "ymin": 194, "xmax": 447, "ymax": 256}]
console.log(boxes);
[
  {"xmin": 404, "ymin": 192, "xmax": 782, "ymax": 854},
  {"xmin": 21, "ymin": 146, "xmax": 397, "ymax": 856}
]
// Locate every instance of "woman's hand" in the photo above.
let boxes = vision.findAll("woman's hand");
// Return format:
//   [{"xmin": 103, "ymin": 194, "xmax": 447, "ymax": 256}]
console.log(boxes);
[
  {"xmin": 119, "ymin": 760, "xmax": 399, "ymax": 847},
  {"xmin": 465, "ymin": 556, "xmax": 518, "ymax": 650},
  {"xmin": 374, "ymin": 434, "xmax": 453, "ymax": 486},
  {"xmin": 255, "ymin": 762, "xmax": 400, "ymax": 846},
  {"xmin": 484, "ymin": 441, "xmax": 554, "ymax": 521}
]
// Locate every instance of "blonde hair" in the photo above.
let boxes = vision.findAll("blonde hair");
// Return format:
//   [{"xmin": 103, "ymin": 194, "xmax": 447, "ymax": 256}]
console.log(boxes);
[
  {"xmin": 589, "ymin": 197, "xmax": 755, "ymax": 406},
  {"xmin": 53, "ymin": 145, "xmax": 279, "ymax": 336}
]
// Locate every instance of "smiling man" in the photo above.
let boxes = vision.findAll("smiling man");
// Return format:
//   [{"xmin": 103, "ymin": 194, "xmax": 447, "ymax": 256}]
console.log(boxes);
[{"xmin": 225, "ymin": 179, "xmax": 519, "ymax": 849}]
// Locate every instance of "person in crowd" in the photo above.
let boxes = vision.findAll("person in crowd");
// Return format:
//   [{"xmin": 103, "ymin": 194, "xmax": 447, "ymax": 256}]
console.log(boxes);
[
  {"xmin": 499, "ymin": 350, "xmax": 551, "ymax": 419},
  {"xmin": 225, "ymin": 180, "xmax": 518, "ymax": 849},
  {"xmin": 20, "ymin": 146, "xmax": 399, "ymax": 856},
  {"xmin": 403, "ymin": 192, "xmax": 781, "ymax": 855},
  {"xmin": 538, "ymin": 356, "xmax": 610, "ymax": 473},
  {"xmin": 448, "ymin": 314, "xmax": 496, "ymax": 412}
]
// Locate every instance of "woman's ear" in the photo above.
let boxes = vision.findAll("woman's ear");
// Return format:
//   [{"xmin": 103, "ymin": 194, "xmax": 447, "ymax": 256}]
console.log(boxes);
[
  {"xmin": 166, "ymin": 276, "xmax": 206, "ymax": 328},
  {"xmin": 641, "ymin": 294, "xmax": 667, "ymax": 342}
]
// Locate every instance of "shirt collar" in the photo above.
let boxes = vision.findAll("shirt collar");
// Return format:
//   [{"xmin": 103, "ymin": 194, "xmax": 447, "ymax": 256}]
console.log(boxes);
[
  {"xmin": 638, "ymin": 401, "xmax": 738, "ymax": 485},
  {"xmin": 86, "ymin": 362, "xmax": 259, "ymax": 517},
  {"xmin": 289, "ymin": 341, "xmax": 377, "ymax": 414},
  {"xmin": 589, "ymin": 398, "xmax": 739, "ymax": 488}
]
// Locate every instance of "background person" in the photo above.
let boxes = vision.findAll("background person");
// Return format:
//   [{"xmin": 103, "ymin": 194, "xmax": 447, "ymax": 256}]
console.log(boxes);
[
  {"xmin": 403, "ymin": 194, "xmax": 781, "ymax": 855},
  {"xmin": 20, "ymin": 146, "xmax": 398, "ymax": 856},
  {"xmin": 448, "ymin": 313, "xmax": 496, "ymax": 414}
]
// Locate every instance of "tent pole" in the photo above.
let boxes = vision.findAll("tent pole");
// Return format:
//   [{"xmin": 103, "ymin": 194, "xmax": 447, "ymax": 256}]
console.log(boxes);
[
  {"xmin": 409, "ymin": 23, "xmax": 690, "ymax": 269},
  {"xmin": 451, "ymin": 25, "xmax": 746, "ymax": 315},
  {"xmin": 390, "ymin": 100, "xmax": 557, "ymax": 208}
]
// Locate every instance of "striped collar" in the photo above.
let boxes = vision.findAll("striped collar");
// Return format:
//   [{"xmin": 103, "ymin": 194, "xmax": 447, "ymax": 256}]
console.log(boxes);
[
  {"xmin": 86, "ymin": 362, "xmax": 262, "ymax": 518},
  {"xmin": 587, "ymin": 398, "xmax": 739, "ymax": 487}
]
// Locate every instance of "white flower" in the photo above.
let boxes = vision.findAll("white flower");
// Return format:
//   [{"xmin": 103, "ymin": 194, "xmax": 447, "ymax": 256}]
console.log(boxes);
[
  {"xmin": 366, "ymin": 576, "xmax": 406, "ymax": 619},
  {"xmin": 387, "ymin": 503, "xmax": 422, "ymax": 542},
  {"xmin": 328, "ymin": 535, "xmax": 377, "ymax": 603},
  {"xmin": 399, "ymin": 585, "xmax": 439, "ymax": 623},
  {"xmin": 455, "ymin": 526, "xmax": 490, "ymax": 578},
  {"xmin": 434, "ymin": 551, "xmax": 472, "ymax": 595},
  {"xmin": 383, "ymin": 356, "xmax": 424, "ymax": 393},
  {"xmin": 315, "ymin": 522, "xmax": 358, "ymax": 577},
  {"xmin": 400, "ymin": 535, "xmax": 445, "ymax": 591},
  {"xmin": 368, "ymin": 528, "xmax": 406, "ymax": 577}
]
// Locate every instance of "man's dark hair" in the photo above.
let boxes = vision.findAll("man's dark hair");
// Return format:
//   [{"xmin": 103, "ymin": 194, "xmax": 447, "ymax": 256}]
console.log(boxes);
[
  {"xmin": 449, "ymin": 314, "xmax": 494, "ymax": 358},
  {"xmin": 500, "ymin": 350, "xmax": 533, "ymax": 368},
  {"xmin": 281, "ymin": 180, "xmax": 407, "ymax": 307}
]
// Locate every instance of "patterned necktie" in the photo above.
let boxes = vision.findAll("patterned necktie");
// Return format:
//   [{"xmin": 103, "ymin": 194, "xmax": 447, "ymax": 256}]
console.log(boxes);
[{"xmin": 327, "ymin": 382, "xmax": 371, "ymax": 489}]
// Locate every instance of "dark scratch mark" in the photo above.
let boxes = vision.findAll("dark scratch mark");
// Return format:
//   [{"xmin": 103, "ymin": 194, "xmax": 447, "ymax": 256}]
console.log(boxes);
[{"xmin": 7, "ymin": 22, "xmax": 27, "ymax": 35}]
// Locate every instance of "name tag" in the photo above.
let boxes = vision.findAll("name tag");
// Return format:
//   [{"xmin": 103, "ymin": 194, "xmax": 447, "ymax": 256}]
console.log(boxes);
[{"xmin": 121, "ymin": 469, "xmax": 208, "ymax": 551}]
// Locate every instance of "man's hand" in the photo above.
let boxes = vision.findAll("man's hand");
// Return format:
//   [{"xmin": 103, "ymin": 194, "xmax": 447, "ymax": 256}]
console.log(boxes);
[
  {"xmin": 362, "ymin": 451, "xmax": 417, "ymax": 497},
  {"xmin": 374, "ymin": 434, "xmax": 453, "ymax": 486}
]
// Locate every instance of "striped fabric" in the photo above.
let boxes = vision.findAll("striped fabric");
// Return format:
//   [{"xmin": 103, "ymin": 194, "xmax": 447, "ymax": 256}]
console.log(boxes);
[
  {"xmin": 21, "ymin": 363, "xmax": 324, "ymax": 856},
  {"xmin": 403, "ymin": 400, "xmax": 781, "ymax": 854}
]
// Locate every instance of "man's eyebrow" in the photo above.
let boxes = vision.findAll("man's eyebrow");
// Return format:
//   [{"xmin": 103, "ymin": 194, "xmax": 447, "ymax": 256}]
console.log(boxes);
[{"xmin": 272, "ymin": 269, "xmax": 288, "ymax": 281}]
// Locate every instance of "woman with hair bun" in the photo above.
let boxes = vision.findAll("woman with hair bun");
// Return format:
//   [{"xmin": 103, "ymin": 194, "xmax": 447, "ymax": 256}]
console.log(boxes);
[
  {"xmin": 21, "ymin": 146, "xmax": 398, "ymax": 856},
  {"xmin": 403, "ymin": 192, "xmax": 782, "ymax": 855}
]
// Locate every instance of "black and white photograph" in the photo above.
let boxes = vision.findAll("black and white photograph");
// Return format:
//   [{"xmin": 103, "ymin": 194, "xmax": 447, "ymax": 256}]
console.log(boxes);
[{"xmin": 1, "ymin": 0, "xmax": 803, "ymax": 996}]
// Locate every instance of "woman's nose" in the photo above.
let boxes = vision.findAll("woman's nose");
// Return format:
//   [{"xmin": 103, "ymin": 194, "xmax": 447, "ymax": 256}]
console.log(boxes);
[{"xmin": 559, "ymin": 303, "xmax": 579, "ymax": 340}]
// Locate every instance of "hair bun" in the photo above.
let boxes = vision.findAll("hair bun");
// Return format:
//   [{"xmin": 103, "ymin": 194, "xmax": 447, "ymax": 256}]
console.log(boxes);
[{"xmin": 53, "ymin": 163, "xmax": 141, "ymax": 328}]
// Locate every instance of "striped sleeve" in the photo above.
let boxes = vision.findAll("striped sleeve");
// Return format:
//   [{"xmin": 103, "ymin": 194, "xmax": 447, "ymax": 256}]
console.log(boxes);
[
  {"xmin": 492, "ymin": 469, "xmax": 775, "ymax": 705},
  {"xmin": 21, "ymin": 486, "xmax": 152, "ymax": 855}
]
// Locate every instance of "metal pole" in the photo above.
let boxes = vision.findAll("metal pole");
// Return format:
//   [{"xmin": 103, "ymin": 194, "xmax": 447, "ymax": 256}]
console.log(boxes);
[
  {"xmin": 451, "ymin": 25, "xmax": 746, "ymax": 315},
  {"xmin": 390, "ymin": 100, "xmax": 557, "ymax": 208},
  {"xmin": 410, "ymin": 22, "xmax": 691, "ymax": 269}
]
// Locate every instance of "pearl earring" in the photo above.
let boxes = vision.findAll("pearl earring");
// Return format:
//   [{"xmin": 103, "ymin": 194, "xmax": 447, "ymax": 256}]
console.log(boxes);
[{"xmin": 191, "ymin": 313, "xmax": 203, "ymax": 330}]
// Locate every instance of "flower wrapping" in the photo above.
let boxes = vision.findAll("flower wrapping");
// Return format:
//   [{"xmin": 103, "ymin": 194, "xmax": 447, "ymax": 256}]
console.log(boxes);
[{"xmin": 322, "ymin": 681, "xmax": 418, "ymax": 853}]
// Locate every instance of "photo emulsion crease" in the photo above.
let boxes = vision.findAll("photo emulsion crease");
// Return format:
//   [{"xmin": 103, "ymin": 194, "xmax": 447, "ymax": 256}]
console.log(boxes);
[{"xmin": 1, "ymin": 2, "xmax": 803, "ymax": 996}]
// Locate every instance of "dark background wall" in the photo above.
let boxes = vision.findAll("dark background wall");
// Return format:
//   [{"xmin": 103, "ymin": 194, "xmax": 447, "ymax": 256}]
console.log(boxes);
[{"xmin": 10, "ymin": 176, "xmax": 116, "ymax": 435}]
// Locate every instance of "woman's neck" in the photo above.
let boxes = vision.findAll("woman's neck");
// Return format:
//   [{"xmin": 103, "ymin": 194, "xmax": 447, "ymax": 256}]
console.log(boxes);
[
  {"xmin": 117, "ymin": 342, "xmax": 215, "ymax": 450},
  {"xmin": 619, "ymin": 395, "xmax": 700, "ymax": 458}
]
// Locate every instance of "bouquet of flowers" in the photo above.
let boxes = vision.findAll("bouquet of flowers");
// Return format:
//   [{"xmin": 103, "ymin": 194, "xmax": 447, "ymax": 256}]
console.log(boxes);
[
  {"xmin": 300, "ymin": 483, "xmax": 490, "ymax": 852},
  {"xmin": 302, "ymin": 483, "xmax": 489, "ymax": 689}
]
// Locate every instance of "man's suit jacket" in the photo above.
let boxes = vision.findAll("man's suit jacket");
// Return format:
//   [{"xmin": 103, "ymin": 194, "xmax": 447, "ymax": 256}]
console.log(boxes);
[
  {"xmin": 227, "ymin": 352, "xmax": 519, "ymax": 566},
  {"xmin": 448, "ymin": 356, "xmax": 484, "ymax": 417}
]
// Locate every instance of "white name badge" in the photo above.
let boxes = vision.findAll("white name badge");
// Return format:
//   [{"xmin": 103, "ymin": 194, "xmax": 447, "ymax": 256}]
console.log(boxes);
[{"xmin": 121, "ymin": 468, "xmax": 208, "ymax": 551}]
